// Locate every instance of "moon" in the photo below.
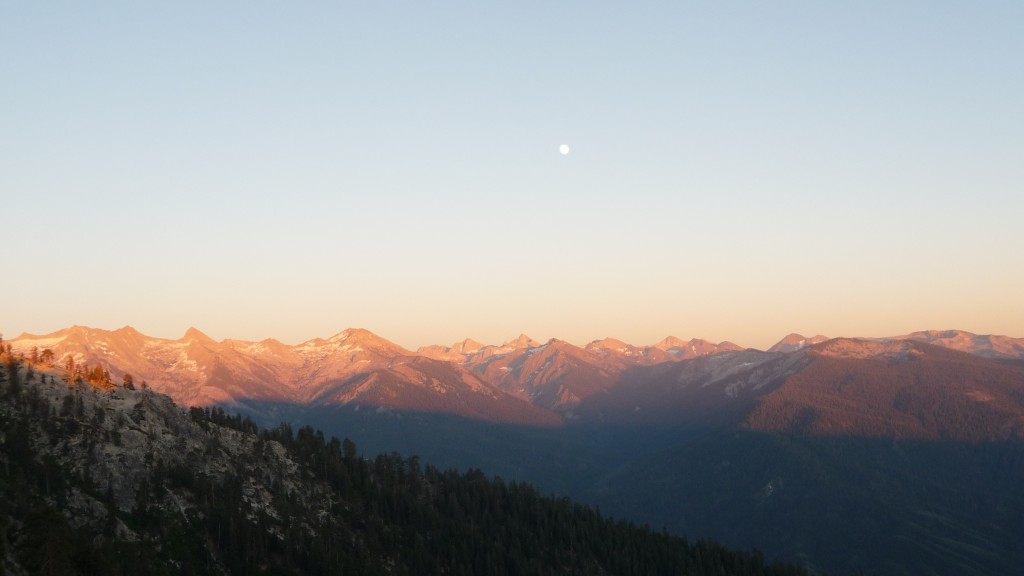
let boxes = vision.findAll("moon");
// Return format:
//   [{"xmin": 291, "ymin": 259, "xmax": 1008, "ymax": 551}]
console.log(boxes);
[{"xmin": 559, "ymin": 144, "xmax": 570, "ymax": 155}]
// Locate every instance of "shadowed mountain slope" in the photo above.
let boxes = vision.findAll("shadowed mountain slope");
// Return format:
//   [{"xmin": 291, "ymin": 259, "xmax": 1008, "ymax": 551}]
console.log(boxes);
[{"xmin": 745, "ymin": 339, "xmax": 1024, "ymax": 441}]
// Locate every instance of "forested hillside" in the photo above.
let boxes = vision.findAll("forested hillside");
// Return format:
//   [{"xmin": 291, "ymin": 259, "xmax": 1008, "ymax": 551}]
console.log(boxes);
[{"xmin": 0, "ymin": 351, "xmax": 808, "ymax": 575}]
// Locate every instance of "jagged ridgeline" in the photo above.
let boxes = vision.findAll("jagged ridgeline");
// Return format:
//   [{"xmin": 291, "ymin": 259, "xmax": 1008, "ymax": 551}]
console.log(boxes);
[{"xmin": 0, "ymin": 357, "xmax": 808, "ymax": 576}]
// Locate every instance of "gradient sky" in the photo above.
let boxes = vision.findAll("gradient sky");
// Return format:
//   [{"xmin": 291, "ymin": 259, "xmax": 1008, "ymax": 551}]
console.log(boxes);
[{"xmin": 2, "ymin": 2, "xmax": 1022, "ymax": 350}]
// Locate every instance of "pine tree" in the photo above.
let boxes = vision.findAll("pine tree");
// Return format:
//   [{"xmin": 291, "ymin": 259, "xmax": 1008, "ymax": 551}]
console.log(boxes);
[{"xmin": 5, "ymin": 358, "xmax": 21, "ymax": 396}]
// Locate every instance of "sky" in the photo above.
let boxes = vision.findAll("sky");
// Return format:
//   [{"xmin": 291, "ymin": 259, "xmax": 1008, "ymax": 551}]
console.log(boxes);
[{"xmin": 2, "ymin": 2, "xmax": 1022, "ymax": 350}]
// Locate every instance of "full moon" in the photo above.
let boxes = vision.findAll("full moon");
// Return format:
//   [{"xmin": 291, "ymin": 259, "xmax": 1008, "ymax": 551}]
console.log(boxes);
[{"xmin": 559, "ymin": 144, "xmax": 570, "ymax": 155}]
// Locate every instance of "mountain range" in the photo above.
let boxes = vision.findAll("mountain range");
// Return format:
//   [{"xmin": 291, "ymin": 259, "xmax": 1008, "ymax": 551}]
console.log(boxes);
[
  {"xmin": 2, "ymin": 326, "xmax": 766, "ymax": 422},
  {"xmin": 9, "ymin": 326, "xmax": 1024, "ymax": 433},
  {"xmin": 6, "ymin": 325, "xmax": 1024, "ymax": 574}
]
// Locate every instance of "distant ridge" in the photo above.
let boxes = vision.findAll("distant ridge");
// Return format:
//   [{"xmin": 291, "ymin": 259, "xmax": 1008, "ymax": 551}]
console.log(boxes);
[
  {"xmin": 6, "ymin": 326, "xmax": 746, "ymax": 419},
  {"xmin": 894, "ymin": 329, "xmax": 1024, "ymax": 360},
  {"xmin": 7, "ymin": 325, "xmax": 1024, "ymax": 430}
]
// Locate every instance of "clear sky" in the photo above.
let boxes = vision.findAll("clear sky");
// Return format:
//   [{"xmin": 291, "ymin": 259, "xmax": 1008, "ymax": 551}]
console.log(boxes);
[{"xmin": 2, "ymin": 2, "xmax": 1022, "ymax": 350}]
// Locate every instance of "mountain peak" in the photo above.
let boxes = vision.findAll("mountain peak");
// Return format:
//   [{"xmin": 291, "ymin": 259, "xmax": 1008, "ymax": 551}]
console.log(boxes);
[
  {"xmin": 650, "ymin": 336, "xmax": 739, "ymax": 358},
  {"xmin": 327, "ymin": 328, "xmax": 410, "ymax": 355},
  {"xmin": 112, "ymin": 325, "xmax": 145, "ymax": 340},
  {"xmin": 330, "ymin": 328, "xmax": 376, "ymax": 343},
  {"xmin": 769, "ymin": 333, "xmax": 829, "ymax": 353},
  {"xmin": 544, "ymin": 338, "xmax": 580, "ymax": 351},
  {"xmin": 717, "ymin": 341, "xmax": 744, "ymax": 352},
  {"xmin": 415, "ymin": 338, "xmax": 485, "ymax": 361},
  {"xmin": 587, "ymin": 337, "xmax": 631, "ymax": 350},
  {"xmin": 452, "ymin": 338, "xmax": 484, "ymax": 354},
  {"xmin": 181, "ymin": 327, "xmax": 216, "ymax": 344},
  {"xmin": 505, "ymin": 334, "xmax": 539, "ymax": 350},
  {"xmin": 654, "ymin": 336, "xmax": 687, "ymax": 351}
]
